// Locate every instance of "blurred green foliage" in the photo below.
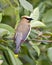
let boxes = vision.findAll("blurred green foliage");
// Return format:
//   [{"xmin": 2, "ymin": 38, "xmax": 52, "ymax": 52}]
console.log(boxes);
[{"xmin": 0, "ymin": 0, "xmax": 52, "ymax": 65}]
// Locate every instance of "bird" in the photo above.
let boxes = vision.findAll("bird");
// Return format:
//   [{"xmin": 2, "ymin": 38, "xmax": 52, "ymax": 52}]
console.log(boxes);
[{"xmin": 14, "ymin": 16, "xmax": 33, "ymax": 54}]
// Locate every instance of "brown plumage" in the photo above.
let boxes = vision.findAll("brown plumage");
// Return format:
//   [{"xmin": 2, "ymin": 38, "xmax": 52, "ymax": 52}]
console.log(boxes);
[{"xmin": 14, "ymin": 16, "xmax": 33, "ymax": 54}]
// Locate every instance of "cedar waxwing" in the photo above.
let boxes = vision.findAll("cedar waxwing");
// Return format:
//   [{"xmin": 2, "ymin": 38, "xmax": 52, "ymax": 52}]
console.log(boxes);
[{"xmin": 14, "ymin": 16, "xmax": 33, "ymax": 54}]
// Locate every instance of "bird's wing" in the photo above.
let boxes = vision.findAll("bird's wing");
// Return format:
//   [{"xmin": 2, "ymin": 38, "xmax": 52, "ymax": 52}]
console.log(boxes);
[
  {"xmin": 14, "ymin": 32, "xmax": 23, "ymax": 53},
  {"xmin": 22, "ymin": 25, "xmax": 31, "ymax": 41},
  {"xmin": 15, "ymin": 32, "xmax": 23, "ymax": 49}
]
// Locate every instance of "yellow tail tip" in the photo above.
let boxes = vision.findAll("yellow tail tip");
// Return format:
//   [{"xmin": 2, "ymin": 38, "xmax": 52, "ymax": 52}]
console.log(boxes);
[{"xmin": 14, "ymin": 54, "xmax": 18, "ymax": 58}]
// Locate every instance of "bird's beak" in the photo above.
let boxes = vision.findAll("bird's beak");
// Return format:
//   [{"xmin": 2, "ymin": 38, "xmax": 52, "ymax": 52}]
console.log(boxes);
[
  {"xmin": 29, "ymin": 18, "xmax": 34, "ymax": 21},
  {"xmin": 31, "ymin": 18, "xmax": 34, "ymax": 20}
]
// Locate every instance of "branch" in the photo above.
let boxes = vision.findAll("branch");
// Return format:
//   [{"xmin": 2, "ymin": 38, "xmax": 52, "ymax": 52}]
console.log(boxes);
[
  {"xmin": 28, "ymin": 39, "xmax": 52, "ymax": 43},
  {"xmin": 0, "ymin": 37, "xmax": 52, "ymax": 43}
]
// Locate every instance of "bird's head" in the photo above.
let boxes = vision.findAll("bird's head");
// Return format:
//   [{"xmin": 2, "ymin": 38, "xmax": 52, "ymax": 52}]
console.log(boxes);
[{"xmin": 21, "ymin": 16, "xmax": 33, "ymax": 22}]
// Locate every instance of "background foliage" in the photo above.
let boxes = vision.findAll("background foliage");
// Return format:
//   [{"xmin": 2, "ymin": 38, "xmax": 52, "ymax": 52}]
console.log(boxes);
[{"xmin": 0, "ymin": 0, "xmax": 52, "ymax": 65}]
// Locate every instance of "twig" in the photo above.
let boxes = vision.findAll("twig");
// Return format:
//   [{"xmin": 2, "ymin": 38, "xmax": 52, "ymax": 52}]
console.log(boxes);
[
  {"xmin": 0, "ymin": 37, "xmax": 52, "ymax": 43},
  {"xmin": 28, "ymin": 39, "xmax": 52, "ymax": 43}
]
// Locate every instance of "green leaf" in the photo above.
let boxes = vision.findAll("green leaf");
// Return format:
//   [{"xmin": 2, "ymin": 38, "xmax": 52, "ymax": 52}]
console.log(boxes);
[
  {"xmin": 0, "ymin": 23, "xmax": 14, "ymax": 34},
  {"xmin": 15, "ymin": 58, "xmax": 23, "ymax": 65},
  {"xmin": 42, "ymin": 9, "xmax": 52, "ymax": 31},
  {"xmin": 29, "ymin": 41, "xmax": 40, "ymax": 56},
  {"xmin": 0, "ymin": 13, "xmax": 2, "ymax": 22},
  {"xmin": 14, "ymin": 0, "xmax": 19, "ymax": 6},
  {"xmin": 5, "ymin": 47, "xmax": 22, "ymax": 65},
  {"xmin": 42, "ymin": 9, "xmax": 52, "ymax": 22},
  {"xmin": 32, "ymin": 44, "xmax": 40, "ymax": 56},
  {"xmin": 30, "ymin": 21, "xmax": 46, "ymax": 28},
  {"xmin": 36, "ymin": 55, "xmax": 51, "ymax": 65},
  {"xmin": 43, "ymin": 32, "xmax": 52, "ymax": 37},
  {"xmin": 1, "ymin": 54, "xmax": 8, "ymax": 65},
  {"xmin": 30, "ymin": 7, "xmax": 39, "ymax": 21},
  {"xmin": 0, "ymin": 60, "xmax": 3, "ymax": 65},
  {"xmin": 0, "ymin": 28, "xmax": 8, "ymax": 37},
  {"xmin": 14, "ymin": 8, "xmax": 20, "ymax": 29},
  {"xmin": 47, "ymin": 47, "xmax": 52, "ymax": 62},
  {"xmin": 0, "ymin": 45, "xmax": 23, "ymax": 65},
  {"xmin": 23, "ymin": 55, "xmax": 35, "ymax": 65},
  {"xmin": 19, "ymin": 0, "xmax": 33, "ymax": 12},
  {"xmin": 3, "ymin": 7, "xmax": 15, "ymax": 16},
  {"xmin": 30, "ymin": 7, "xmax": 46, "ymax": 28}
]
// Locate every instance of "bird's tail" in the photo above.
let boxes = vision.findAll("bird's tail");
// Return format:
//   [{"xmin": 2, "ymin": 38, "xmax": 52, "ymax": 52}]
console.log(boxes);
[
  {"xmin": 14, "ymin": 34, "xmax": 22, "ymax": 54},
  {"xmin": 14, "ymin": 40, "xmax": 21, "ymax": 54},
  {"xmin": 14, "ymin": 47, "xmax": 20, "ymax": 54}
]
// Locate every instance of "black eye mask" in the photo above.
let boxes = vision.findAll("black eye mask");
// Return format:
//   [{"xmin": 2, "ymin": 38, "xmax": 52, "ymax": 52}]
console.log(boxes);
[{"xmin": 25, "ymin": 18, "xmax": 33, "ymax": 21}]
